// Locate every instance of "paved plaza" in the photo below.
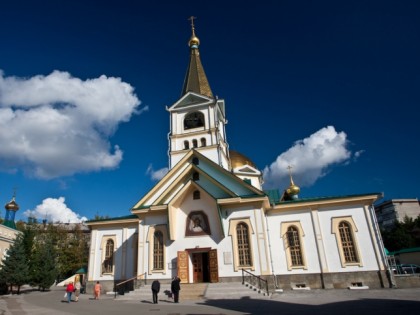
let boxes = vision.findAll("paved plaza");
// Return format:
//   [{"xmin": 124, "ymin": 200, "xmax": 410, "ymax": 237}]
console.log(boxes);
[{"xmin": 1, "ymin": 286, "xmax": 420, "ymax": 315}]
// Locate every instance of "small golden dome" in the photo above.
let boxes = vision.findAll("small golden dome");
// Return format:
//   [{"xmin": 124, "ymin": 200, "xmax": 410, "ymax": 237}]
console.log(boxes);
[
  {"xmin": 5, "ymin": 198, "xmax": 19, "ymax": 211},
  {"xmin": 189, "ymin": 35, "xmax": 200, "ymax": 47},
  {"xmin": 230, "ymin": 150, "xmax": 257, "ymax": 169},
  {"xmin": 287, "ymin": 184, "xmax": 300, "ymax": 196}
]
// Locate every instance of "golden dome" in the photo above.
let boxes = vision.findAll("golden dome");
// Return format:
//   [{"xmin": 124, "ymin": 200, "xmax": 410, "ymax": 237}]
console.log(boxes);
[
  {"xmin": 189, "ymin": 35, "xmax": 200, "ymax": 47},
  {"xmin": 5, "ymin": 198, "xmax": 19, "ymax": 211},
  {"xmin": 287, "ymin": 184, "xmax": 300, "ymax": 196},
  {"xmin": 229, "ymin": 150, "xmax": 257, "ymax": 169}
]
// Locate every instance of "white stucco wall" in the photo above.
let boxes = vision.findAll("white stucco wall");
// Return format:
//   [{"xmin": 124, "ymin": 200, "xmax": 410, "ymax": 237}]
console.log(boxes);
[
  {"xmin": 89, "ymin": 226, "xmax": 137, "ymax": 281},
  {"xmin": 317, "ymin": 205, "xmax": 380, "ymax": 272},
  {"xmin": 267, "ymin": 210, "xmax": 321, "ymax": 274}
]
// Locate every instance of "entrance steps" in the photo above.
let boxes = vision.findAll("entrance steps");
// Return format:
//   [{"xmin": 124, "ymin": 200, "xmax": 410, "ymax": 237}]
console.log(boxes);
[{"xmin": 110, "ymin": 282, "xmax": 270, "ymax": 301}]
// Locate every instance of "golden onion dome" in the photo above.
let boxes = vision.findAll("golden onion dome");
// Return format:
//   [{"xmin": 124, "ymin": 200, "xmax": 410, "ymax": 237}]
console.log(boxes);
[
  {"xmin": 189, "ymin": 35, "xmax": 200, "ymax": 47},
  {"xmin": 5, "ymin": 198, "xmax": 19, "ymax": 211},
  {"xmin": 287, "ymin": 184, "xmax": 300, "ymax": 196},
  {"xmin": 229, "ymin": 150, "xmax": 257, "ymax": 169}
]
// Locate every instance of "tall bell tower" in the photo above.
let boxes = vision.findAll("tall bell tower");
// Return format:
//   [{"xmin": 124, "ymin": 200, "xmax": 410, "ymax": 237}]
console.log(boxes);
[{"xmin": 167, "ymin": 17, "xmax": 230, "ymax": 170}]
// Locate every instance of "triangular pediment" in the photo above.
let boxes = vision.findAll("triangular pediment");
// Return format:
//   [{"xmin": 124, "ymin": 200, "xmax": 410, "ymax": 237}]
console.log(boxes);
[
  {"xmin": 235, "ymin": 166, "xmax": 260, "ymax": 174},
  {"xmin": 131, "ymin": 150, "xmax": 266, "ymax": 212},
  {"xmin": 168, "ymin": 92, "xmax": 214, "ymax": 110}
]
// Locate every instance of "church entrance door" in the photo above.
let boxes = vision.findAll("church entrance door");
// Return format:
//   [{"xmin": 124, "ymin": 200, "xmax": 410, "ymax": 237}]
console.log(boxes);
[
  {"xmin": 192, "ymin": 252, "xmax": 209, "ymax": 283},
  {"xmin": 180, "ymin": 248, "xmax": 218, "ymax": 283}
]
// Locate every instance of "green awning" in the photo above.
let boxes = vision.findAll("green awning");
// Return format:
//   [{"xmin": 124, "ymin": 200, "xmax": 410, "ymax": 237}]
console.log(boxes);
[{"xmin": 75, "ymin": 267, "xmax": 87, "ymax": 274}]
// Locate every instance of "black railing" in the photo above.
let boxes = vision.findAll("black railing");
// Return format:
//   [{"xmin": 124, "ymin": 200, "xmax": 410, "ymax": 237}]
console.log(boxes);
[
  {"xmin": 241, "ymin": 269, "xmax": 269, "ymax": 296},
  {"xmin": 114, "ymin": 272, "xmax": 147, "ymax": 298}
]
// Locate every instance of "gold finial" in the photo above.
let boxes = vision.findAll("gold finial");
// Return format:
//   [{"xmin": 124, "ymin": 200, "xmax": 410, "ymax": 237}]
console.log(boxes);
[
  {"xmin": 188, "ymin": 16, "xmax": 196, "ymax": 35},
  {"xmin": 286, "ymin": 165, "xmax": 300, "ymax": 197},
  {"xmin": 287, "ymin": 165, "xmax": 295, "ymax": 185},
  {"xmin": 188, "ymin": 16, "xmax": 200, "ymax": 48}
]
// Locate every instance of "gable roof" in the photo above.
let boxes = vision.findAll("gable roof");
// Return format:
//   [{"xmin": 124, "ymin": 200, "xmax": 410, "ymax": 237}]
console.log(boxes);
[
  {"xmin": 132, "ymin": 149, "xmax": 267, "ymax": 212},
  {"xmin": 168, "ymin": 92, "xmax": 214, "ymax": 111}
]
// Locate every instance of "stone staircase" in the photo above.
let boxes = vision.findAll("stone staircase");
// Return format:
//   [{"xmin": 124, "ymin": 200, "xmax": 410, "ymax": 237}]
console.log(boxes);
[{"xmin": 111, "ymin": 281, "xmax": 271, "ymax": 301}]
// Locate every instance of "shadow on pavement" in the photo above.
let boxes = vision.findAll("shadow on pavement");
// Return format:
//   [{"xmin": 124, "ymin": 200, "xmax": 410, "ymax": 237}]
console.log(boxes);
[{"xmin": 198, "ymin": 297, "xmax": 420, "ymax": 315}]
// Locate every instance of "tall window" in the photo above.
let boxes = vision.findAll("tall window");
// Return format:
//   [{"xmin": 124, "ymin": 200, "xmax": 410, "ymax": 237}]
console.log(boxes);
[
  {"xmin": 236, "ymin": 223, "xmax": 252, "ymax": 266},
  {"xmin": 200, "ymin": 138, "xmax": 206, "ymax": 147},
  {"xmin": 184, "ymin": 140, "xmax": 189, "ymax": 150},
  {"xmin": 287, "ymin": 226, "xmax": 303, "ymax": 266},
  {"xmin": 338, "ymin": 221, "xmax": 358, "ymax": 263},
  {"xmin": 193, "ymin": 190, "xmax": 200, "ymax": 200},
  {"xmin": 103, "ymin": 239, "xmax": 114, "ymax": 273},
  {"xmin": 153, "ymin": 231, "xmax": 164, "ymax": 270},
  {"xmin": 192, "ymin": 139, "xmax": 198, "ymax": 148}
]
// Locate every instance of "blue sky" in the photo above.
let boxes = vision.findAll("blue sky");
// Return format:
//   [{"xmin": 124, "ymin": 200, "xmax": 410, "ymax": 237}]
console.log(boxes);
[{"xmin": 0, "ymin": 0, "xmax": 419, "ymax": 223}]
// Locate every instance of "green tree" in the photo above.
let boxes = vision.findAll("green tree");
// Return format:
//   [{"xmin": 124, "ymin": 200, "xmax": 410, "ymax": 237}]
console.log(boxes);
[
  {"xmin": 382, "ymin": 217, "xmax": 419, "ymax": 252},
  {"xmin": 41, "ymin": 223, "xmax": 89, "ymax": 279},
  {"xmin": 0, "ymin": 234, "xmax": 29, "ymax": 294},
  {"xmin": 30, "ymin": 239, "xmax": 58, "ymax": 291}
]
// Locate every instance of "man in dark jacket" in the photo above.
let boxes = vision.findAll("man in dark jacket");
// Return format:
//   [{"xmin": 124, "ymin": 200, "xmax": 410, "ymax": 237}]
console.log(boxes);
[
  {"xmin": 171, "ymin": 276, "xmax": 181, "ymax": 303},
  {"xmin": 151, "ymin": 280, "xmax": 160, "ymax": 304}
]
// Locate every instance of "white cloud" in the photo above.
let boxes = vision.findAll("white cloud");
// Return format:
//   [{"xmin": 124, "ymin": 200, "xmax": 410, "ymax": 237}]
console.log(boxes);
[
  {"xmin": 263, "ymin": 126, "xmax": 352, "ymax": 189},
  {"xmin": 0, "ymin": 70, "xmax": 142, "ymax": 179},
  {"xmin": 24, "ymin": 197, "xmax": 87, "ymax": 223},
  {"xmin": 146, "ymin": 164, "xmax": 168, "ymax": 181}
]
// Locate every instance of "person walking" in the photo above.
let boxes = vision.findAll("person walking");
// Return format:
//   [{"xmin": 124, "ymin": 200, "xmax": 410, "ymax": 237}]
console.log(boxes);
[
  {"xmin": 65, "ymin": 282, "xmax": 75, "ymax": 303},
  {"xmin": 74, "ymin": 279, "xmax": 81, "ymax": 302},
  {"xmin": 151, "ymin": 280, "xmax": 160, "ymax": 304},
  {"xmin": 94, "ymin": 281, "xmax": 102, "ymax": 300},
  {"xmin": 171, "ymin": 276, "xmax": 181, "ymax": 303}
]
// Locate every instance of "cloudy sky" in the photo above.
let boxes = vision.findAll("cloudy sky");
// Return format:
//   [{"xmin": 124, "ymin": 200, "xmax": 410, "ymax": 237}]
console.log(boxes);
[{"xmin": 0, "ymin": 1, "xmax": 419, "ymax": 223}]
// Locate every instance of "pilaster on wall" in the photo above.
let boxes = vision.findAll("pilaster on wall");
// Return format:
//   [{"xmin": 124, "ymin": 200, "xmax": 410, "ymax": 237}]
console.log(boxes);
[
  {"xmin": 122, "ymin": 227, "xmax": 128, "ymax": 279},
  {"xmin": 310, "ymin": 208, "xmax": 328, "ymax": 273},
  {"xmin": 137, "ymin": 220, "xmax": 145, "ymax": 276},
  {"xmin": 88, "ymin": 229, "xmax": 98, "ymax": 281},
  {"xmin": 254, "ymin": 209, "xmax": 271, "ymax": 275}
]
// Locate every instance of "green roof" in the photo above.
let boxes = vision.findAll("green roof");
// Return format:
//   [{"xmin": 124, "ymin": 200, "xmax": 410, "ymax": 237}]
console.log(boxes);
[
  {"xmin": 274, "ymin": 192, "xmax": 382, "ymax": 205},
  {"xmin": 389, "ymin": 247, "xmax": 420, "ymax": 255},
  {"xmin": 86, "ymin": 214, "xmax": 137, "ymax": 223},
  {"xmin": 265, "ymin": 189, "xmax": 281, "ymax": 204},
  {"xmin": 2, "ymin": 220, "xmax": 17, "ymax": 230}
]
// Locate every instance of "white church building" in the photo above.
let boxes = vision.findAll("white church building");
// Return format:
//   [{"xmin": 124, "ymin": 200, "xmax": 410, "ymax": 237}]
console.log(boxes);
[{"xmin": 86, "ymin": 22, "xmax": 390, "ymax": 292}]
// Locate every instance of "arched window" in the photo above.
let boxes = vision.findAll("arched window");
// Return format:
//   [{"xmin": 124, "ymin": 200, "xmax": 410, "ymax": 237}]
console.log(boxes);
[
  {"xmin": 338, "ymin": 221, "xmax": 358, "ymax": 263},
  {"xmin": 192, "ymin": 157, "xmax": 199, "ymax": 165},
  {"xmin": 193, "ymin": 190, "xmax": 200, "ymax": 200},
  {"xmin": 236, "ymin": 223, "xmax": 252, "ymax": 266},
  {"xmin": 153, "ymin": 231, "xmax": 164, "ymax": 270},
  {"xmin": 193, "ymin": 172, "xmax": 199, "ymax": 181},
  {"xmin": 103, "ymin": 239, "xmax": 114, "ymax": 273},
  {"xmin": 200, "ymin": 138, "xmax": 206, "ymax": 147},
  {"xmin": 184, "ymin": 111, "xmax": 204, "ymax": 130},
  {"xmin": 287, "ymin": 226, "xmax": 303, "ymax": 266},
  {"xmin": 184, "ymin": 141, "xmax": 190, "ymax": 150},
  {"xmin": 192, "ymin": 139, "xmax": 198, "ymax": 148}
]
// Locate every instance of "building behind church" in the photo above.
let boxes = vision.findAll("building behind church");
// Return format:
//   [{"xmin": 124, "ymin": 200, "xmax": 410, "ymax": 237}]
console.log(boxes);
[{"xmin": 86, "ymin": 21, "xmax": 390, "ymax": 292}]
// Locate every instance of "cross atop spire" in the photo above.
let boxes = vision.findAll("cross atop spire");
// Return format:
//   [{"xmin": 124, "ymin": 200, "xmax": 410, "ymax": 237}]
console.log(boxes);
[
  {"xmin": 188, "ymin": 16, "xmax": 197, "ymax": 35},
  {"xmin": 182, "ymin": 17, "xmax": 213, "ymax": 98},
  {"xmin": 287, "ymin": 165, "xmax": 295, "ymax": 185}
]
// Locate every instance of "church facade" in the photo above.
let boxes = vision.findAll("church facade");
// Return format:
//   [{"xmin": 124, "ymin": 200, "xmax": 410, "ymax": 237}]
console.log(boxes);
[{"xmin": 86, "ymin": 22, "xmax": 389, "ymax": 291}]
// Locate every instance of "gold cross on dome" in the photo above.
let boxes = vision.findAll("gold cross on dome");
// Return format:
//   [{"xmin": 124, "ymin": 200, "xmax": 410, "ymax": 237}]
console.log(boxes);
[{"xmin": 188, "ymin": 16, "xmax": 197, "ymax": 29}]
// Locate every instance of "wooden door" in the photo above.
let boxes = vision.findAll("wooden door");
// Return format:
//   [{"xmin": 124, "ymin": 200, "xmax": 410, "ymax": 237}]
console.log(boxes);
[
  {"xmin": 209, "ymin": 249, "xmax": 219, "ymax": 283},
  {"xmin": 193, "ymin": 253, "xmax": 203, "ymax": 283},
  {"xmin": 177, "ymin": 251, "xmax": 189, "ymax": 284}
]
